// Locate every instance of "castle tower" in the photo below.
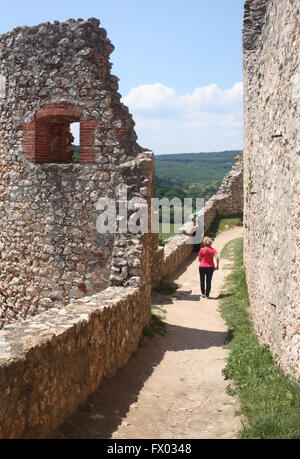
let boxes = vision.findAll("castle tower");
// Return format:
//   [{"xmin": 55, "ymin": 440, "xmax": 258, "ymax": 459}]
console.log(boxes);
[{"xmin": 0, "ymin": 18, "xmax": 155, "ymax": 326}]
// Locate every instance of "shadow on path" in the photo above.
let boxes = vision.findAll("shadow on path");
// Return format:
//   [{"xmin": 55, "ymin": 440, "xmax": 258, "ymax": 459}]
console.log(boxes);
[
  {"xmin": 54, "ymin": 321, "xmax": 227, "ymax": 439},
  {"xmin": 172, "ymin": 291, "xmax": 201, "ymax": 301},
  {"xmin": 53, "ymin": 233, "xmax": 241, "ymax": 439},
  {"xmin": 170, "ymin": 253, "xmax": 198, "ymax": 280}
]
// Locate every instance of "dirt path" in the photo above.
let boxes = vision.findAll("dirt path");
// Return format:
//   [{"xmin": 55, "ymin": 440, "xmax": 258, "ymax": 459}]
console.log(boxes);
[{"xmin": 55, "ymin": 226, "xmax": 243, "ymax": 439}]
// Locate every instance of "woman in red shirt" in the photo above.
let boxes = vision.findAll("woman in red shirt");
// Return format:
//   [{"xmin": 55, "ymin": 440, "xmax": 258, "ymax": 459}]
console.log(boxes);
[{"xmin": 198, "ymin": 237, "xmax": 219, "ymax": 298}]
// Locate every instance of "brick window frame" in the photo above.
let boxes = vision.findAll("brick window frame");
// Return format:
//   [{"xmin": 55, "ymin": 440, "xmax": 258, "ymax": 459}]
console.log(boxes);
[{"xmin": 21, "ymin": 103, "xmax": 96, "ymax": 164}]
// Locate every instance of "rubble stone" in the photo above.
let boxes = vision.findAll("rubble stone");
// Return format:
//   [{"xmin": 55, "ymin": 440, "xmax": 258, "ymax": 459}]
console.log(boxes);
[{"xmin": 243, "ymin": 0, "xmax": 299, "ymax": 380}]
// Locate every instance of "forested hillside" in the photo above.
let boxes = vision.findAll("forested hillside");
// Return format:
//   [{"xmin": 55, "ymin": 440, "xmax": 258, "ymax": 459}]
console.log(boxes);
[
  {"xmin": 72, "ymin": 147, "xmax": 240, "ymax": 204},
  {"xmin": 155, "ymin": 150, "xmax": 240, "ymax": 202},
  {"xmin": 71, "ymin": 147, "xmax": 240, "ymax": 244}
]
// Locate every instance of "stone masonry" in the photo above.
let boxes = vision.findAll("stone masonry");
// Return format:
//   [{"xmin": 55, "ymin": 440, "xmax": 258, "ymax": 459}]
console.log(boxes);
[
  {"xmin": 243, "ymin": 0, "xmax": 300, "ymax": 380},
  {"xmin": 0, "ymin": 286, "xmax": 150, "ymax": 439},
  {"xmin": 0, "ymin": 140, "xmax": 244, "ymax": 438},
  {"xmin": 0, "ymin": 17, "xmax": 157, "ymax": 439},
  {"xmin": 151, "ymin": 151, "xmax": 243, "ymax": 286},
  {"xmin": 3, "ymin": 1, "xmax": 299, "ymax": 437},
  {"xmin": 178, "ymin": 152, "xmax": 243, "ymax": 234},
  {"xmin": 0, "ymin": 18, "xmax": 155, "ymax": 327}
]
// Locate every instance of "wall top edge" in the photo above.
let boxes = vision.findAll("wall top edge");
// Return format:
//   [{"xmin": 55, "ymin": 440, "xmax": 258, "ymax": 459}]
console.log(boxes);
[{"xmin": 243, "ymin": 0, "xmax": 269, "ymax": 51}]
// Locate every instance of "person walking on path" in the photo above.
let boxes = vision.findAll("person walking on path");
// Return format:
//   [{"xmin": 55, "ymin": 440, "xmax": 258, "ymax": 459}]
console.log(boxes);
[{"xmin": 199, "ymin": 237, "xmax": 219, "ymax": 298}]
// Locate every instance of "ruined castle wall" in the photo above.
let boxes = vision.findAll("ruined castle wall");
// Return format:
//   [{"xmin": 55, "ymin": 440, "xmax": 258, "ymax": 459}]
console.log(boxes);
[
  {"xmin": 200, "ymin": 151, "xmax": 243, "ymax": 231},
  {"xmin": 0, "ymin": 286, "xmax": 149, "ymax": 439},
  {"xmin": 151, "ymin": 152, "xmax": 244, "ymax": 286},
  {"xmin": 0, "ymin": 18, "xmax": 157, "ymax": 439},
  {"xmin": 0, "ymin": 13, "xmax": 247, "ymax": 438},
  {"xmin": 0, "ymin": 19, "xmax": 154, "ymax": 327},
  {"xmin": 243, "ymin": 0, "xmax": 300, "ymax": 379},
  {"xmin": 0, "ymin": 148, "xmax": 244, "ymax": 439}
]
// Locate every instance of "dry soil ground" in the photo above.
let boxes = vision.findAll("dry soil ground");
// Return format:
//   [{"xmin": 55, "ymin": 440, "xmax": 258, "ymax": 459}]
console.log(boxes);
[{"xmin": 55, "ymin": 226, "xmax": 243, "ymax": 439}]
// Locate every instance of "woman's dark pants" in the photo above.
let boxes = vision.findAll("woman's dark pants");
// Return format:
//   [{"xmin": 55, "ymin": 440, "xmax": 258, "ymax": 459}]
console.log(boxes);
[{"xmin": 199, "ymin": 267, "xmax": 214, "ymax": 296}]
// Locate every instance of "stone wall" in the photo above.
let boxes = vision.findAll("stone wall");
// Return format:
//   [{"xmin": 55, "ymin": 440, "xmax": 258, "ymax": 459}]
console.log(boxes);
[
  {"xmin": 0, "ymin": 18, "xmax": 154, "ymax": 327},
  {"xmin": 151, "ymin": 236, "xmax": 193, "ymax": 287},
  {"xmin": 178, "ymin": 152, "xmax": 243, "ymax": 234},
  {"xmin": 0, "ymin": 17, "xmax": 158, "ymax": 439},
  {"xmin": 0, "ymin": 146, "xmax": 243, "ymax": 438},
  {"xmin": 152, "ymin": 151, "xmax": 244, "ymax": 286},
  {"xmin": 0, "ymin": 17, "xmax": 247, "ymax": 439},
  {"xmin": 243, "ymin": 0, "xmax": 300, "ymax": 380},
  {"xmin": 0, "ymin": 286, "xmax": 149, "ymax": 439},
  {"xmin": 200, "ymin": 151, "xmax": 243, "ymax": 232}
]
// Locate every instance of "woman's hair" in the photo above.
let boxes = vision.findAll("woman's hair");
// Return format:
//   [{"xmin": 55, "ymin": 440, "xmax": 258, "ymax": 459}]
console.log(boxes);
[{"xmin": 203, "ymin": 237, "xmax": 213, "ymax": 246}]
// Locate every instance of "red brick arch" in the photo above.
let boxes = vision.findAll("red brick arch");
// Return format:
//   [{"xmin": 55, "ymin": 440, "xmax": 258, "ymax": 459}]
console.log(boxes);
[
  {"xmin": 22, "ymin": 103, "xmax": 96, "ymax": 164},
  {"xmin": 36, "ymin": 104, "xmax": 81, "ymax": 122}
]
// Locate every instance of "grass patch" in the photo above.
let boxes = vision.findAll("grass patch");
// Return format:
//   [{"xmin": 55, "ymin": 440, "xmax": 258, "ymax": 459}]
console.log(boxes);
[
  {"xmin": 153, "ymin": 277, "xmax": 178, "ymax": 295},
  {"xmin": 220, "ymin": 236, "xmax": 242, "ymax": 262},
  {"xmin": 220, "ymin": 237, "xmax": 300, "ymax": 439},
  {"xmin": 205, "ymin": 213, "xmax": 243, "ymax": 240},
  {"xmin": 159, "ymin": 223, "xmax": 177, "ymax": 246},
  {"xmin": 158, "ymin": 213, "xmax": 243, "ymax": 247},
  {"xmin": 139, "ymin": 305, "xmax": 167, "ymax": 347}
]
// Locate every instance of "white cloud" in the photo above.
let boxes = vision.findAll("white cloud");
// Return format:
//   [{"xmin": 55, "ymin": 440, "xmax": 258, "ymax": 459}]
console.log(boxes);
[
  {"xmin": 123, "ymin": 82, "xmax": 176, "ymax": 110},
  {"xmin": 122, "ymin": 82, "xmax": 243, "ymax": 154}
]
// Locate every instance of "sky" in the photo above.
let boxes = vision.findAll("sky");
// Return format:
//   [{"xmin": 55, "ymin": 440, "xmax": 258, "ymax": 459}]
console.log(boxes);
[{"xmin": 0, "ymin": 0, "xmax": 245, "ymax": 154}]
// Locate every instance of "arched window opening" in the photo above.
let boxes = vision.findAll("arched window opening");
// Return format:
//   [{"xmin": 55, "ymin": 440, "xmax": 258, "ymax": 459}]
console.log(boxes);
[
  {"xmin": 22, "ymin": 104, "xmax": 96, "ymax": 164},
  {"xmin": 70, "ymin": 122, "xmax": 80, "ymax": 163}
]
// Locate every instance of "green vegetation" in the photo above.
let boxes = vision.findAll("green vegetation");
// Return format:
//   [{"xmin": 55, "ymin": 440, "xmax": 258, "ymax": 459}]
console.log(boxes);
[
  {"xmin": 205, "ymin": 214, "xmax": 243, "ymax": 240},
  {"xmin": 155, "ymin": 151, "xmax": 241, "ymax": 243},
  {"xmin": 153, "ymin": 277, "xmax": 178, "ymax": 295},
  {"xmin": 158, "ymin": 213, "xmax": 243, "ymax": 246},
  {"xmin": 155, "ymin": 150, "xmax": 240, "ymax": 203},
  {"xmin": 139, "ymin": 305, "xmax": 167, "ymax": 347},
  {"xmin": 158, "ymin": 222, "xmax": 177, "ymax": 246},
  {"xmin": 220, "ymin": 237, "xmax": 300, "ymax": 439},
  {"xmin": 72, "ymin": 145, "xmax": 80, "ymax": 163},
  {"xmin": 158, "ymin": 211, "xmax": 243, "ymax": 248}
]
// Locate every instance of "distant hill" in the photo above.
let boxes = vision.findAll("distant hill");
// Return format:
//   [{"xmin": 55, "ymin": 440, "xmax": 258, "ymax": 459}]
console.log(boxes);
[
  {"xmin": 72, "ymin": 146, "xmax": 241, "ymax": 201},
  {"xmin": 155, "ymin": 150, "xmax": 240, "ymax": 188},
  {"xmin": 72, "ymin": 145, "xmax": 80, "ymax": 163},
  {"xmin": 154, "ymin": 150, "xmax": 241, "ymax": 243},
  {"xmin": 154, "ymin": 150, "xmax": 241, "ymax": 203}
]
